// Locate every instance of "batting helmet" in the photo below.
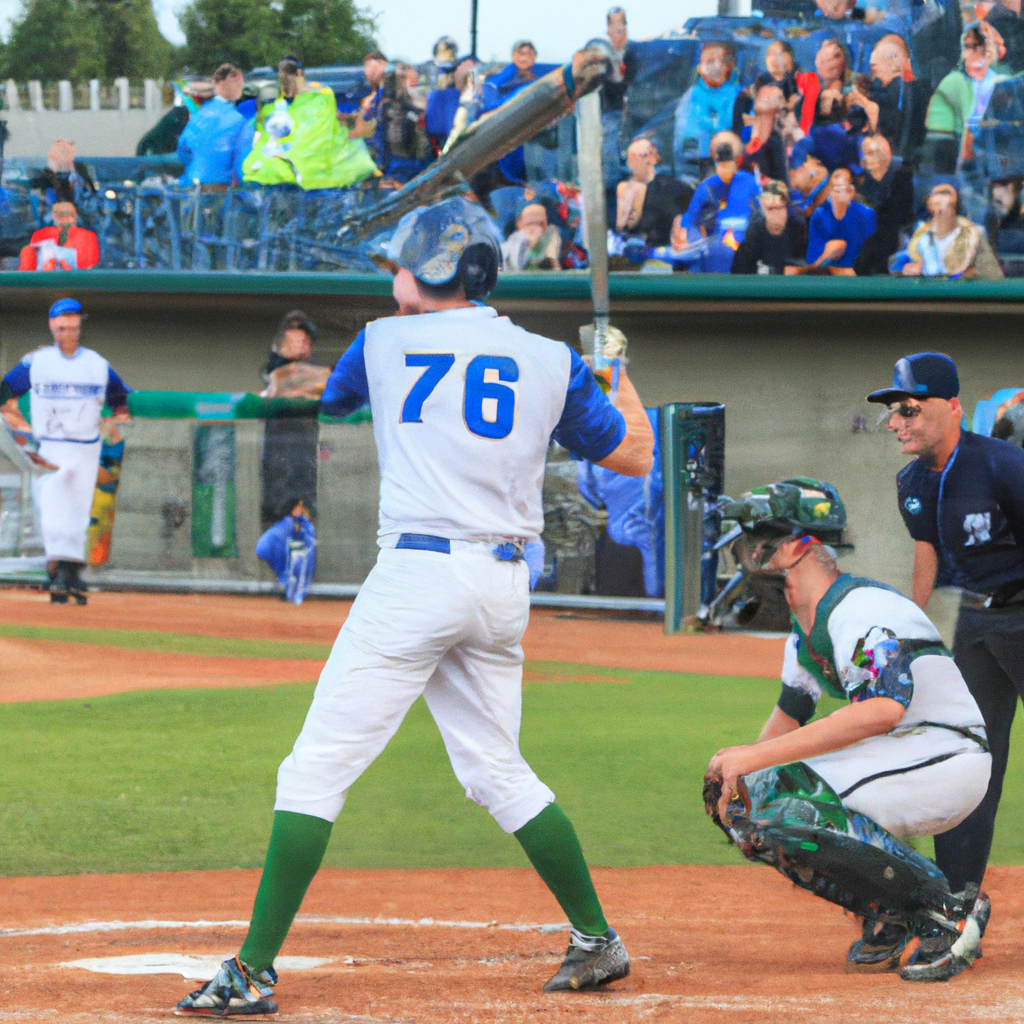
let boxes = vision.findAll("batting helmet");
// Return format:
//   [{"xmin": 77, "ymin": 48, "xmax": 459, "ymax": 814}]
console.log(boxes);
[{"xmin": 386, "ymin": 196, "xmax": 502, "ymax": 298}]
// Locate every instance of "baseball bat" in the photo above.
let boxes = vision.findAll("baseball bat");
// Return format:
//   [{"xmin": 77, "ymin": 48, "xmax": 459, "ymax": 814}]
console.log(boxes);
[
  {"xmin": 337, "ymin": 47, "xmax": 610, "ymax": 245},
  {"xmin": 575, "ymin": 89, "xmax": 609, "ymax": 364}
]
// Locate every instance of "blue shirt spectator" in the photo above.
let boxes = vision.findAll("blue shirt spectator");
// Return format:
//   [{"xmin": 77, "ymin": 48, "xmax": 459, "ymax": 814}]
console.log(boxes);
[
  {"xmin": 673, "ymin": 42, "xmax": 741, "ymax": 174},
  {"xmin": 684, "ymin": 158, "xmax": 760, "ymax": 239},
  {"xmin": 177, "ymin": 64, "xmax": 252, "ymax": 187},
  {"xmin": 806, "ymin": 168, "xmax": 876, "ymax": 268},
  {"xmin": 480, "ymin": 42, "xmax": 558, "ymax": 183}
]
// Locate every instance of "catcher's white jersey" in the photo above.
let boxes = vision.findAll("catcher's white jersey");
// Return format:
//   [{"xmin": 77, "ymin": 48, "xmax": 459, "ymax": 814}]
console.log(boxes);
[
  {"xmin": 26, "ymin": 345, "xmax": 110, "ymax": 443},
  {"xmin": 361, "ymin": 305, "xmax": 618, "ymax": 543}
]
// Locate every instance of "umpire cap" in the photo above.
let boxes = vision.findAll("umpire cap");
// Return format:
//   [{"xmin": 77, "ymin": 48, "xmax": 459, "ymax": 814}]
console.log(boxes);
[
  {"xmin": 387, "ymin": 196, "xmax": 502, "ymax": 290},
  {"xmin": 867, "ymin": 353, "xmax": 960, "ymax": 405}
]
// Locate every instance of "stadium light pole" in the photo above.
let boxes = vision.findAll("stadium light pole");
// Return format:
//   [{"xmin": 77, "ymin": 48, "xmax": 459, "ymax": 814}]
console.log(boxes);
[{"xmin": 470, "ymin": 0, "xmax": 478, "ymax": 57}]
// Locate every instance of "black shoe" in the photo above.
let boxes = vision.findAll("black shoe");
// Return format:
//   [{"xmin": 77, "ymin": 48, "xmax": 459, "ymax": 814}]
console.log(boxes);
[
  {"xmin": 847, "ymin": 919, "xmax": 910, "ymax": 973},
  {"xmin": 67, "ymin": 562, "xmax": 88, "ymax": 605},
  {"xmin": 543, "ymin": 928, "xmax": 630, "ymax": 992}
]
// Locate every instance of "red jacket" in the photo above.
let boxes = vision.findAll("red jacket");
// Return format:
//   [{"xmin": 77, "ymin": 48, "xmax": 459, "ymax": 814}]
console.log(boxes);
[{"xmin": 19, "ymin": 225, "xmax": 100, "ymax": 271}]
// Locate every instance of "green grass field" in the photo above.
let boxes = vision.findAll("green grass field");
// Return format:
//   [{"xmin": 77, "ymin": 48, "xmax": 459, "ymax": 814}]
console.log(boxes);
[{"xmin": 2, "ymin": 664, "xmax": 1024, "ymax": 877}]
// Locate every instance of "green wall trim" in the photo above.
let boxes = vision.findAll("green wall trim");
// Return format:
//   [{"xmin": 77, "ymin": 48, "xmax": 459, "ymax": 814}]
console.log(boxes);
[{"xmin": 4, "ymin": 269, "xmax": 1024, "ymax": 303}]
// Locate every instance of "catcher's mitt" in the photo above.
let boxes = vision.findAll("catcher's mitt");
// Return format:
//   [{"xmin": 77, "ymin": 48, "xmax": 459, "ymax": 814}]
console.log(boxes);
[{"xmin": 703, "ymin": 771, "xmax": 751, "ymax": 830}]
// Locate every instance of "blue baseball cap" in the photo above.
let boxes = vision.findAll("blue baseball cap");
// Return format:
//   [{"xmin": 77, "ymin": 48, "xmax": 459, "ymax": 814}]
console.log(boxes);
[
  {"xmin": 49, "ymin": 297, "xmax": 83, "ymax": 318},
  {"xmin": 867, "ymin": 353, "xmax": 960, "ymax": 404}
]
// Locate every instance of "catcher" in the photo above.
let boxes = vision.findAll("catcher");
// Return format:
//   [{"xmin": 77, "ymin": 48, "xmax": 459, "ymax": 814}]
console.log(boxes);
[{"xmin": 704, "ymin": 480, "xmax": 992, "ymax": 982}]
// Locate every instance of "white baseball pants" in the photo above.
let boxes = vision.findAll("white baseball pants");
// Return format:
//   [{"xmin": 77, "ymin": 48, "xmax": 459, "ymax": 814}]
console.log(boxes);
[
  {"xmin": 275, "ymin": 544, "xmax": 556, "ymax": 833},
  {"xmin": 32, "ymin": 438, "xmax": 101, "ymax": 562}
]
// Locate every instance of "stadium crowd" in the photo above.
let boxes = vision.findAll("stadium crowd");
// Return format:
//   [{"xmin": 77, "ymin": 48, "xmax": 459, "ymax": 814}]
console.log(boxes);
[{"xmin": 8, "ymin": 0, "xmax": 1024, "ymax": 277}]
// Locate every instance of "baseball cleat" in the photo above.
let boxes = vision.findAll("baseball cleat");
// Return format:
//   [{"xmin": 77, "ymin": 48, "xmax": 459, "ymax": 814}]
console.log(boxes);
[
  {"xmin": 846, "ymin": 920, "xmax": 911, "ymax": 972},
  {"xmin": 899, "ymin": 889, "xmax": 990, "ymax": 983},
  {"xmin": 174, "ymin": 957, "xmax": 278, "ymax": 1016},
  {"xmin": 543, "ymin": 927, "xmax": 631, "ymax": 992}
]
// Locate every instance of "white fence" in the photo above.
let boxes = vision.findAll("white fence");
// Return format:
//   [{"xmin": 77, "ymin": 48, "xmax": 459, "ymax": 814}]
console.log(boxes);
[{"xmin": 1, "ymin": 79, "xmax": 168, "ymax": 157}]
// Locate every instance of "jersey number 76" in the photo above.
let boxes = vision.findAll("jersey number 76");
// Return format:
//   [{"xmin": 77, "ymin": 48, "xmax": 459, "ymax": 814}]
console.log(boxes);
[{"xmin": 401, "ymin": 353, "xmax": 518, "ymax": 440}]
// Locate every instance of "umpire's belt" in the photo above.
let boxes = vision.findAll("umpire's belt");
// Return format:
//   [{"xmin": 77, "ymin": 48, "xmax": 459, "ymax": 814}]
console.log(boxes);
[
  {"xmin": 395, "ymin": 533, "xmax": 527, "ymax": 561},
  {"xmin": 960, "ymin": 581, "xmax": 1024, "ymax": 611}
]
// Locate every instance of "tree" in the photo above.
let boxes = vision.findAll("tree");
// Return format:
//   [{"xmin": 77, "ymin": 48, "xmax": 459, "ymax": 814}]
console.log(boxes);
[
  {"xmin": 178, "ymin": 0, "xmax": 376, "ymax": 75},
  {"xmin": 83, "ymin": 0, "xmax": 176, "ymax": 79},
  {"xmin": 4, "ymin": 0, "xmax": 104, "ymax": 82},
  {"xmin": 3, "ymin": 0, "xmax": 173, "ymax": 82}
]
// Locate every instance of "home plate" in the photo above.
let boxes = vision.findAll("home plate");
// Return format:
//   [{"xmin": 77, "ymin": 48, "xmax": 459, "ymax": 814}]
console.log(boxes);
[{"xmin": 62, "ymin": 954, "xmax": 333, "ymax": 978}]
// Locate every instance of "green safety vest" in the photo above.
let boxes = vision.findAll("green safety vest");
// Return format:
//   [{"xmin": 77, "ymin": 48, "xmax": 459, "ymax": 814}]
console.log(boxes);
[{"xmin": 242, "ymin": 88, "xmax": 378, "ymax": 190}]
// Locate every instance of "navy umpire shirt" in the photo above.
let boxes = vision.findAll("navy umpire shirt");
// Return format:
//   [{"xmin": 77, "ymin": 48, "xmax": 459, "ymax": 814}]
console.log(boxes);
[{"xmin": 897, "ymin": 430, "xmax": 1024, "ymax": 594}]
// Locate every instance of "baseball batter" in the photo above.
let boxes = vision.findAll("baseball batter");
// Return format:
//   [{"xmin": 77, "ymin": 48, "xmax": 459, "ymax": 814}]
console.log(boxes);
[
  {"xmin": 175, "ymin": 197, "xmax": 654, "ymax": 1016},
  {"xmin": 705, "ymin": 481, "xmax": 992, "ymax": 983},
  {"xmin": 1, "ymin": 298, "xmax": 130, "ymax": 603}
]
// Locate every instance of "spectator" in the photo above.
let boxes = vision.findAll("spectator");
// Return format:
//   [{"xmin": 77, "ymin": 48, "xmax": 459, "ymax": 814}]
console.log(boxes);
[
  {"xmin": 177, "ymin": 64, "xmax": 252, "ymax": 189},
  {"xmin": 19, "ymin": 202, "xmax": 99, "ymax": 270},
  {"xmin": 795, "ymin": 38, "xmax": 851, "ymax": 134},
  {"xmin": 730, "ymin": 180, "xmax": 808, "ymax": 274},
  {"xmin": 678, "ymin": 130, "xmax": 759, "ymax": 272},
  {"xmin": 985, "ymin": 0, "xmax": 1024, "ymax": 72},
  {"xmin": 733, "ymin": 40, "xmax": 802, "ymax": 140},
  {"xmin": 349, "ymin": 50, "xmax": 389, "ymax": 168},
  {"xmin": 136, "ymin": 81, "xmax": 211, "ymax": 156},
  {"xmin": 744, "ymin": 84, "xmax": 789, "ymax": 186},
  {"xmin": 243, "ymin": 56, "xmax": 377, "ymax": 190},
  {"xmin": 804, "ymin": 167, "xmax": 876, "ymax": 273},
  {"xmin": 616, "ymin": 138, "xmax": 692, "ymax": 246},
  {"xmin": 987, "ymin": 177, "xmax": 1024, "ymax": 270},
  {"xmin": 895, "ymin": 183, "xmax": 1004, "ymax": 278},
  {"xmin": 378, "ymin": 62, "xmax": 432, "ymax": 183},
  {"xmin": 673, "ymin": 41, "xmax": 741, "ymax": 178},
  {"xmin": 438, "ymin": 59, "xmax": 480, "ymax": 154},
  {"xmin": 425, "ymin": 41, "xmax": 465, "ymax": 153},
  {"xmin": 501, "ymin": 203, "xmax": 562, "ymax": 270},
  {"xmin": 260, "ymin": 311, "xmax": 326, "ymax": 531},
  {"xmin": 788, "ymin": 137, "xmax": 831, "ymax": 214},
  {"xmin": 471, "ymin": 41, "xmax": 554, "ymax": 203},
  {"xmin": 853, "ymin": 133, "xmax": 915, "ymax": 274},
  {"xmin": 868, "ymin": 35, "xmax": 927, "ymax": 157},
  {"xmin": 601, "ymin": 7, "xmax": 638, "ymax": 189},
  {"xmin": 29, "ymin": 139, "xmax": 96, "ymax": 207},
  {"xmin": 926, "ymin": 22, "xmax": 1008, "ymax": 172}
]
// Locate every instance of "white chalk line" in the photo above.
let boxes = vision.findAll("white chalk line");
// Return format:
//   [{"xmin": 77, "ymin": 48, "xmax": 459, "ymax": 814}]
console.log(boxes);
[{"xmin": 0, "ymin": 915, "xmax": 570, "ymax": 939}]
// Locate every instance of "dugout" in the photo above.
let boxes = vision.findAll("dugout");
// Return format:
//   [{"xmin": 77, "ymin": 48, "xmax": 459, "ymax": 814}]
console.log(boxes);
[{"xmin": 2, "ymin": 270, "xmax": 1023, "ymax": 599}]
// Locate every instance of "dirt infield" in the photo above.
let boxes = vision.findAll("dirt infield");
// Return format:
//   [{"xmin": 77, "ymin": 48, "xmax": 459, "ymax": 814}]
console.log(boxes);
[
  {"xmin": 3, "ymin": 865, "xmax": 1024, "ymax": 1023},
  {"xmin": 0, "ymin": 590, "xmax": 784, "ymax": 704}
]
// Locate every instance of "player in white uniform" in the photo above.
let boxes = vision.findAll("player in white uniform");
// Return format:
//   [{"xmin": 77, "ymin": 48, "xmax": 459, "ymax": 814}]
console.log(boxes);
[
  {"xmin": 704, "ymin": 481, "xmax": 992, "ymax": 983},
  {"xmin": 174, "ymin": 197, "xmax": 655, "ymax": 1016},
  {"xmin": 1, "ymin": 298, "xmax": 130, "ymax": 604}
]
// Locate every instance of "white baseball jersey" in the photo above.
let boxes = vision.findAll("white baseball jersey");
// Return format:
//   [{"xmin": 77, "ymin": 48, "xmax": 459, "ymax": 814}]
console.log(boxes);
[
  {"xmin": 25, "ymin": 346, "xmax": 111, "ymax": 443},
  {"xmin": 323, "ymin": 305, "xmax": 626, "ymax": 543},
  {"xmin": 778, "ymin": 575, "xmax": 990, "ymax": 836}
]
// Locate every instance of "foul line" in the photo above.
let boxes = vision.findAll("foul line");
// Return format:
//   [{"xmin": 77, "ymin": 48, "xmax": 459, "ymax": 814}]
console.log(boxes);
[{"xmin": 0, "ymin": 915, "xmax": 570, "ymax": 939}]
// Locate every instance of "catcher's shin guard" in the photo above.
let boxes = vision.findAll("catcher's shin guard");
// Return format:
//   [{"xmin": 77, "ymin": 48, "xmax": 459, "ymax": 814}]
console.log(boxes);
[{"xmin": 704, "ymin": 763, "xmax": 968, "ymax": 933}]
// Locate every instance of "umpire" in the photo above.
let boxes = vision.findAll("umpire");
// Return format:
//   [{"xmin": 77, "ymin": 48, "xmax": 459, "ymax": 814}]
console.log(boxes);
[{"xmin": 868, "ymin": 351, "xmax": 1024, "ymax": 898}]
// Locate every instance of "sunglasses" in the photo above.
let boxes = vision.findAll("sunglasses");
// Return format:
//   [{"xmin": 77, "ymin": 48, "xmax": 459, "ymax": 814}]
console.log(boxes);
[{"xmin": 885, "ymin": 401, "xmax": 924, "ymax": 421}]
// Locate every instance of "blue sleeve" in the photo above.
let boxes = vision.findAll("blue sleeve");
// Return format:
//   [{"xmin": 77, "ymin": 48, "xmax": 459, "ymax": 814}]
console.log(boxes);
[
  {"xmin": 106, "ymin": 367, "xmax": 130, "ymax": 410},
  {"xmin": 321, "ymin": 329, "xmax": 370, "ymax": 418},
  {"xmin": 177, "ymin": 121, "xmax": 194, "ymax": 167},
  {"xmin": 684, "ymin": 182, "xmax": 707, "ymax": 233},
  {"xmin": 806, "ymin": 208, "xmax": 827, "ymax": 263},
  {"xmin": 991, "ymin": 440, "xmax": 1024, "ymax": 549},
  {"xmin": 233, "ymin": 120, "xmax": 255, "ymax": 184},
  {"xmin": 551, "ymin": 348, "xmax": 626, "ymax": 462},
  {"xmin": 4, "ymin": 359, "xmax": 31, "ymax": 397}
]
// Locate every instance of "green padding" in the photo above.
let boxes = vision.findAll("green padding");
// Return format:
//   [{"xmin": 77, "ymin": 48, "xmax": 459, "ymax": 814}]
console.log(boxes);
[{"xmin": 4, "ymin": 268, "xmax": 1024, "ymax": 302}]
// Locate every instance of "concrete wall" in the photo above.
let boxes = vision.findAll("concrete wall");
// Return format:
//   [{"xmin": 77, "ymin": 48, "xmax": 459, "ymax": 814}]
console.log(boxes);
[
  {"xmin": 3, "ymin": 288, "xmax": 1021, "ymax": 595},
  {"xmin": 2, "ymin": 109, "xmax": 168, "ymax": 158}
]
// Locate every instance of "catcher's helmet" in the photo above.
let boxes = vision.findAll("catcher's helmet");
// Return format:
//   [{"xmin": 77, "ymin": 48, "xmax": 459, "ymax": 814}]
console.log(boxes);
[
  {"xmin": 386, "ymin": 196, "xmax": 502, "ymax": 297},
  {"xmin": 721, "ymin": 478, "xmax": 848, "ymax": 546}
]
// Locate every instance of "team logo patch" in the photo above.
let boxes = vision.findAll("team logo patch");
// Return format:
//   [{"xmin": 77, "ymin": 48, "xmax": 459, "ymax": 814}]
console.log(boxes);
[
  {"xmin": 904, "ymin": 496, "xmax": 922, "ymax": 515},
  {"xmin": 963, "ymin": 512, "xmax": 992, "ymax": 547}
]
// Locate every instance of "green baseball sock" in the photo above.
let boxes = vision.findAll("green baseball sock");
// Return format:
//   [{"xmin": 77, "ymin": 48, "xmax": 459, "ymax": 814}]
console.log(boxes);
[
  {"xmin": 514, "ymin": 802, "xmax": 609, "ymax": 937},
  {"xmin": 238, "ymin": 810, "xmax": 333, "ymax": 974}
]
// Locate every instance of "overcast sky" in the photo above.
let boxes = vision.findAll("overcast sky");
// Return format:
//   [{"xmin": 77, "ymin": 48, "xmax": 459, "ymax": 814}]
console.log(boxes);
[{"xmin": 0, "ymin": 0, "xmax": 714, "ymax": 65}]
